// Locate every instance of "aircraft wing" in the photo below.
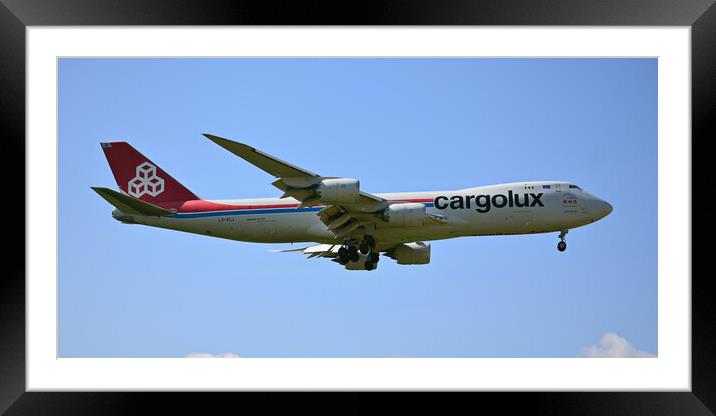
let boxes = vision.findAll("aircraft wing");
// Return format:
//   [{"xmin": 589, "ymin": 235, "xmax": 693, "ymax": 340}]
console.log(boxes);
[
  {"xmin": 272, "ymin": 242, "xmax": 401, "ymax": 264},
  {"xmin": 204, "ymin": 133, "xmax": 389, "ymax": 240},
  {"xmin": 271, "ymin": 244, "xmax": 341, "ymax": 259},
  {"xmin": 203, "ymin": 134, "xmax": 319, "ymax": 178}
]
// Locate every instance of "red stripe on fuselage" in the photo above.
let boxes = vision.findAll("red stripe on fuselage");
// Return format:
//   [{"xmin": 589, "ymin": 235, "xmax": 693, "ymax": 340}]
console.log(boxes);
[
  {"xmin": 156, "ymin": 198, "xmax": 435, "ymax": 213},
  {"xmin": 387, "ymin": 198, "xmax": 434, "ymax": 204}
]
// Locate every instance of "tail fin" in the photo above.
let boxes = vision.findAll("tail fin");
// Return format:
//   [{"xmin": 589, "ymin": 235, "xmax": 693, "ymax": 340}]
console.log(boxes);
[{"xmin": 100, "ymin": 142, "xmax": 199, "ymax": 204}]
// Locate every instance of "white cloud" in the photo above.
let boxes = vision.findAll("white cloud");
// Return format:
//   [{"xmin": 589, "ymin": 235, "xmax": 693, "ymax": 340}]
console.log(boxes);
[
  {"xmin": 185, "ymin": 352, "xmax": 241, "ymax": 358},
  {"xmin": 579, "ymin": 333, "xmax": 655, "ymax": 358}
]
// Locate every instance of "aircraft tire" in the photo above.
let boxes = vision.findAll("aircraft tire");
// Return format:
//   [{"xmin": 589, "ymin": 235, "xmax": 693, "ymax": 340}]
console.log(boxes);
[
  {"xmin": 359, "ymin": 243, "xmax": 370, "ymax": 255},
  {"xmin": 557, "ymin": 241, "xmax": 567, "ymax": 252},
  {"xmin": 369, "ymin": 252, "xmax": 379, "ymax": 263},
  {"xmin": 365, "ymin": 260, "xmax": 375, "ymax": 271},
  {"xmin": 349, "ymin": 252, "xmax": 360, "ymax": 262}
]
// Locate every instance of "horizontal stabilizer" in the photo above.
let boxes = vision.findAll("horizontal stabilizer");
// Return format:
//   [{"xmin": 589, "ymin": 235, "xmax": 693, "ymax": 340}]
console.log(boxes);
[{"xmin": 92, "ymin": 187, "xmax": 174, "ymax": 216}]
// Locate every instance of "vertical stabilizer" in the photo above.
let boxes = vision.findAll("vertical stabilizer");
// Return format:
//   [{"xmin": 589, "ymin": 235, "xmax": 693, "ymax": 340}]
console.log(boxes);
[{"xmin": 100, "ymin": 142, "xmax": 199, "ymax": 204}]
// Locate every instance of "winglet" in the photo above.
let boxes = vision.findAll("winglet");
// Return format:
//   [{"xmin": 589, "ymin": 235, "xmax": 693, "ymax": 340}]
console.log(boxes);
[{"xmin": 92, "ymin": 187, "xmax": 174, "ymax": 217}]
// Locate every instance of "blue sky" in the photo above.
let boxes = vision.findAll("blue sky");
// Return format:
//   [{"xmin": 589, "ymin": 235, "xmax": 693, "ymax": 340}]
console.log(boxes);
[{"xmin": 58, "ymin": 58, "xmax": 657, "ymax": 358}]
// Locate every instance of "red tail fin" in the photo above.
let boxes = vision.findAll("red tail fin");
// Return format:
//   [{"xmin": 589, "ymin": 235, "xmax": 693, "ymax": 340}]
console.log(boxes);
[{"xmin": 100, "ymin": 142, "xmax": 199, "ymax": 205}]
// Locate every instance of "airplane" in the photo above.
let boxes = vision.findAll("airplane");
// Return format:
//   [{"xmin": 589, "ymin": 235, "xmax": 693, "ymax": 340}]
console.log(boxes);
[{"xmin": 92, "ymin": 134, "xmax": 613, "ymax": 271}]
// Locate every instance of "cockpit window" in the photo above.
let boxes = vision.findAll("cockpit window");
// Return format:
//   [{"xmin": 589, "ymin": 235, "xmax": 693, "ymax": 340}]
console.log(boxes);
[{"xmin": 568, "ymin": 184, "xmax": 581, "ymax": 190}]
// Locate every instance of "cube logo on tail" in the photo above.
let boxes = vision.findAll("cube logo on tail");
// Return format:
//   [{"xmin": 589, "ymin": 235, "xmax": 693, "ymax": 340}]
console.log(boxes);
[
  {"xmin": 128, "ymin": 162, "xmax": 165, "ymax": 198},
  {"xmin": 101, "ymin": 141, "xmax": 199, "ymax": 206}
]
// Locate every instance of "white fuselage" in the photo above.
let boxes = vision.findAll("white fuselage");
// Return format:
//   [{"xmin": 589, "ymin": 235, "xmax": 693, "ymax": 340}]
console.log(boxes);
[{"xmin": 113, "ymin": 181, "xmax": 612, "ymax": 247}]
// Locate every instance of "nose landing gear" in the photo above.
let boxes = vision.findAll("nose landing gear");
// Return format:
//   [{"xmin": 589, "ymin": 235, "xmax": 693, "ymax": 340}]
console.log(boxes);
[{"xmin": 557, "ymin": 230, "xmax": 568, "ymax": 252}]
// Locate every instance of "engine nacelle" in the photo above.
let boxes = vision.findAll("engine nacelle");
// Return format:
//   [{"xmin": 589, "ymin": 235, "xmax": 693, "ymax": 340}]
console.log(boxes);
[
  {"xmin": 316, "ymin": 178, "xmax": 360, "ymax": 205},
  {"xmin": 390, "ymin": 242, "xmax": 431, "ymax": 265},
  {"xmin": 383, "ymin": 203, "xmax": 426, "ymax": 227}
]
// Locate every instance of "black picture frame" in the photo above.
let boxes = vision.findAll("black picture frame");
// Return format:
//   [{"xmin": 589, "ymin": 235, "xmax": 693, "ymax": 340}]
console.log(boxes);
[{"xmin": 2, "ymin": 0, "xmax": 711, "ymax": 414}]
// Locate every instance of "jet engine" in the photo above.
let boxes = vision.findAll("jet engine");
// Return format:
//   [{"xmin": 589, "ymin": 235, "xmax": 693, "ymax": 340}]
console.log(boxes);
[
  {"xmin": 383, "ymin": 203, "xmax": 427, "ymax": 227},
  {"xmin": 316, "ymin": 178, "xmax": 360, "ymax": 205},
  {"xmin": 386, "ymin": 242, "xmax": 431, "ymax": 265}
]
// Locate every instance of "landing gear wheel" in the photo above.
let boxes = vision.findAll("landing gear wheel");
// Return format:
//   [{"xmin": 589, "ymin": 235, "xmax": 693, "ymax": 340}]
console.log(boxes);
[
  {"xmin": 347, "ymin": 246, "xmax": 358, "ymax": 259},
  {"xmin": 360, "ymin": 235, "xmax": 375, "ymax": 254},
  {"xmin": 359, "ymin": 243, "xmax": 370, "ymax": 255},
  {"xmin": 557, "ymin": 241, "xmax": 567, "ymax": 252},
  {"xmin": 364, "ymin": 260, "xmax": 375, "ymax": 271},
  {"xmin": 337, "ymin": 246, "xmax": 350, "ymax": 264},
  {"xmin": 557, "ymin": 229, "xmax": 568, "ymax": 252},
  {"xmin": 369, "ymin": 252, "xmax": 379, "ymax": 263}
]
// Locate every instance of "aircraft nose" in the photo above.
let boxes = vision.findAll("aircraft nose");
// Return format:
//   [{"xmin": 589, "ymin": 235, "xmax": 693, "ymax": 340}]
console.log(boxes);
[{"xmin": 592, "ymin": 198, "xmax": 613, "ymax": 220}]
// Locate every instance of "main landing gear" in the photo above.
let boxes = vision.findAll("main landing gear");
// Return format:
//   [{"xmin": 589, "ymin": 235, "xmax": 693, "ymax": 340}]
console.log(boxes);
[
  {"xmin": 338, "ymin": 235, "xmax": 379, "ymax": 270},
  {"xmin": 557, "ymin": 229, "xmax": 568, "ymax": 252},
  {"xmin": 337, "ymin": 244, "xmax": 358, "ymax": 265},
  {"xmin": 362, "ymin": 235, "xmax": 379, "ymax": 271}
]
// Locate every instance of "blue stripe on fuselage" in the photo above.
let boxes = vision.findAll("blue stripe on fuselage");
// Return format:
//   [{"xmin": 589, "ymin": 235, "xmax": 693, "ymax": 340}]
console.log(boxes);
[{"xmin": 170, "ymin": 203, "xmax": 435, "ymax": 219}]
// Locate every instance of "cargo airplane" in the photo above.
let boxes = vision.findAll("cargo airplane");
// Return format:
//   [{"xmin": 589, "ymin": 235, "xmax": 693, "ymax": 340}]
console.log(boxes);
[{"xmin": 93, "ymin": 134, "xmax": 613, "ymax": 271}]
